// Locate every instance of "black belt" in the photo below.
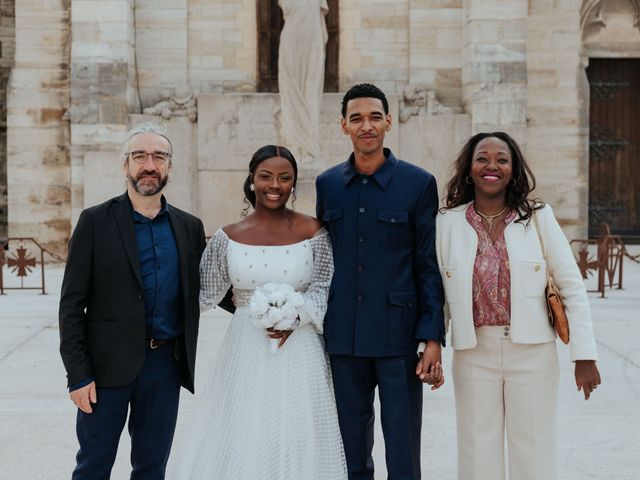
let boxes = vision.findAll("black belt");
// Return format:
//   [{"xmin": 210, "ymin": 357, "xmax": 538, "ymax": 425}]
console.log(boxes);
[{"xmin": 147, "ymin": 337, "xmax": 176, "ymax": 350}]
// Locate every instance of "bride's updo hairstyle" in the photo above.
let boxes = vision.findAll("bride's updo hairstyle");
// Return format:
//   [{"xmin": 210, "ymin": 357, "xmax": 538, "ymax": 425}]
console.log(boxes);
[{"xmin": 243, "ymin": 145, "xmax": 298, "ymax": 209}]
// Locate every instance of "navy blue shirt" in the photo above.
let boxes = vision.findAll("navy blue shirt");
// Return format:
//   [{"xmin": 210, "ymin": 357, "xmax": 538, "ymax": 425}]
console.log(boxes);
[{"xmin": 132, "ymin": 197, "xmax": 182, "ymax": 340}]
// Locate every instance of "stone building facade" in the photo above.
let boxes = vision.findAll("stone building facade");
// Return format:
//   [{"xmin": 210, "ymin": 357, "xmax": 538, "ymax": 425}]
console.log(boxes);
[{"xmin": 1, "ymin": 0, "xmax": 639, "ymax": 255}]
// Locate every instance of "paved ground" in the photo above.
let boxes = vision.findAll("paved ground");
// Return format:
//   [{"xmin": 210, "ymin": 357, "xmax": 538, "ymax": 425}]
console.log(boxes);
[{"xmin": 1, "ymin": 248, "xmax": 639, "ymax": 479}]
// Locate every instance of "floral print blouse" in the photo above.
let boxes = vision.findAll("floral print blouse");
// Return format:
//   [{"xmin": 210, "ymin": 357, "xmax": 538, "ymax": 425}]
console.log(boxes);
[{"xmin": 466, "ymin": 205, "xmax": 517, "ymax": 327}]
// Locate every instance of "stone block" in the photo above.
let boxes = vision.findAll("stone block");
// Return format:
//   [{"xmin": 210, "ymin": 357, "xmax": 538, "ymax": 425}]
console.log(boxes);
[
  {"xmin": 71, "ymin": 1, "xmax": 131, "ymax": 23},
  {"xmin": 71, "ymin": 124, "xmax": 127, "ymax": 148},
  {"xmin": 197, "ymin": 92, "xmax": 399, "ymax": 171},
  {"xmin": 98, "ymin": 102, "xmax": 129, "ymax": 124},
  {"xmin": 398, "ymin": 113, "xmax": 472, "ymax": 198},
  {"xmin": 7, "ymin": 125, "xmax": 69, "ymax": 147},
  {"xmin": 499, "ymin": 101, "xmax": 526, "ymax": 124},
  {"xmin": 197, "ymin": 170, "xmax": 250, "ymax": 235},
  {"xmin": 82, "ymin": 150, "xmax": 124, "ymax": 207},
  {"xmin": 436, "ymin": 28, "xmax": 463, "ymax": 49},
  {"xmin": 469, "ymin": 42, "xmax": 526, "ymax": 63},
  {"xmin": 465, "ymin": 0, "xmax": 527, "ymax": 21},
  {"xmin": 361, "ymin": 15, "xmax": 408, "ymax": 29},
  {"xmin": 411, "ymin": 0, "xmax": 462, "ymax": 7}
]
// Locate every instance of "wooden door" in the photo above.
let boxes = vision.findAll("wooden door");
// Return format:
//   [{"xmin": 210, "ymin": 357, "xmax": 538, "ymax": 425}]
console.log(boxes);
[
  {"xmin": 587, "ymin": 59, "xmax": 640, "ymax": 241},
  {"xmin": 257, "ymin": 0, "xmax": 339, "ymax": 93}
]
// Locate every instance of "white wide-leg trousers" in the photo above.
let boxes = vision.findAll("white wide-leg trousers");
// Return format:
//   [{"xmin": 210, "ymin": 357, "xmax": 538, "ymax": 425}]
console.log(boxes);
[{"xmin": 452, "ymin": 326, "xmax": 559, "ymax": 480}]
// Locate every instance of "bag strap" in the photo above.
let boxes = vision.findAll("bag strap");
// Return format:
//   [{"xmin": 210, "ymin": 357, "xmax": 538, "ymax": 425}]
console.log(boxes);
[{"xmin": 532, "ymin": 210, "xmax": 551, "ymax": 282}]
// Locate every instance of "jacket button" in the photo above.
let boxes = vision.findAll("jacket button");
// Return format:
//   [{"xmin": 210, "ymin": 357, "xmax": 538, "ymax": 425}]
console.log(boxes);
[
  {"xmin": 357, "ymin": 294, "xmax": 364, "ymax": 301},
  {"xmin": 138, "ymin": 294, "xmax": 143, "ymax": 301},
  {"xmin": 357, "ymin": 235, "xmax": 365, "ymax": 243},
  {"xmin": 359, "ymin": 207, "xmax": 365, "ymax": 213},
  {"xmin": 357, "ymin": 265, "xmax": 364, "ymax": 272},
  {"xmin": 534, "ymin": 265, "xmax": 541, "ymax": 272},
  {"xmin": 446, "ymin": 271, "xmax": 452, "ymax": 278},
  {"xmin": 390, "ymin": 218, "xmax": 396, "ymax": 223}
]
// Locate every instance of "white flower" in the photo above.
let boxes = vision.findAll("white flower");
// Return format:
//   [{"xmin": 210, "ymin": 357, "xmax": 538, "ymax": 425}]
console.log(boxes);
[
  {"xmin": 249, "ymin": 283, "xmax": 304, "ymax": 332},
  {"xmin": 249, "ymin": 290, "xmax": 270, "ymax": 316},
  {"xmin": 267, "ymin": 306, "xmax": 285, "ymax": 325}
]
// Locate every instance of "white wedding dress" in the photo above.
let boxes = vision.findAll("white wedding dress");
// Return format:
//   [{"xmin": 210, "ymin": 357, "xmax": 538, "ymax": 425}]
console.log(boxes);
[{"xmin": 174, "ymin": 228, "xmax": 347, "ymax": 479}]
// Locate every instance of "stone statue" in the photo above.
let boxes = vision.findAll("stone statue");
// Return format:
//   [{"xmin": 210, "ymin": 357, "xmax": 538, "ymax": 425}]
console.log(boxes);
[
  {"xmin": 143, "ymin": 86, "xmax": 198, "ymax": 122},
  {"xmin": 277, "ymin": 0, "xmax": 328, "ymax": 163}
]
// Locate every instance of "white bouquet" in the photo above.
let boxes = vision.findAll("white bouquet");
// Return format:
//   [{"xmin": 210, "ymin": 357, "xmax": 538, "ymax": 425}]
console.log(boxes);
[{"xmin": 249, "ymin": 283, "xmax": 304, "ymax": 353}]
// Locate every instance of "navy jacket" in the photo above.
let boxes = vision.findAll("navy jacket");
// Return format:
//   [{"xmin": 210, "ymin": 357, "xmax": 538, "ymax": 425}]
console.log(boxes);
[{"xmin": 316, "ymin": 149, "xmax": 445, "ymax": 356}]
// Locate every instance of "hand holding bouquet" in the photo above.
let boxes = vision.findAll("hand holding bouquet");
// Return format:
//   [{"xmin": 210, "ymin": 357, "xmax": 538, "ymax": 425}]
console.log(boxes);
[{"xmin": 249, "ymin": 283, "xmax": 304, "ymax": 353}]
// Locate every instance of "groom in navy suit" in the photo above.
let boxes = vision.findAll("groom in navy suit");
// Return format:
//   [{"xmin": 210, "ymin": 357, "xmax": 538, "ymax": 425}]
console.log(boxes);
[{"xmin": 316, "ymin": 83, "xmax": 445, "ymax": 480}]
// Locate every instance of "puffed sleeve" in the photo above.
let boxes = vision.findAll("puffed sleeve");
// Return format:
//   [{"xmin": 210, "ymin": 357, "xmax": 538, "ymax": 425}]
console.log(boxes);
[
  {"xmin": 297, "ymin": 228, "xmax": 334, "ymax": 333},
  {"xmin": 199, "ymin": 228, "xmax": 232, "ymax": 312}
]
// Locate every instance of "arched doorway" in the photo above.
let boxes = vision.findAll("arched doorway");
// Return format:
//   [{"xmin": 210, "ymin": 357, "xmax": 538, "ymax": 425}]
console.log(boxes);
[{"xmin": 582, "ymin": 0, "xmax": 640, "ymax": 241}]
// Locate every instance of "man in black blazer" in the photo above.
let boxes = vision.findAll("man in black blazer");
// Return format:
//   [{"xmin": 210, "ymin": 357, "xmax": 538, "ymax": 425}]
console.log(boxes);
[
  {"xmin": 316, "ymin": 84, "xmax": 445, "ymax": 479},
  {"xmin": 59, "ymin": 123, "xmax": 216, "ymax": 479}
]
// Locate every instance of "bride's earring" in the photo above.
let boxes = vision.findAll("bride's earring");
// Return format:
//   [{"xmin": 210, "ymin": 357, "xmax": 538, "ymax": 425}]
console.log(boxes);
[{"xmin": 249, "ymin": 184, "xmax": 255, "ymax": 191}]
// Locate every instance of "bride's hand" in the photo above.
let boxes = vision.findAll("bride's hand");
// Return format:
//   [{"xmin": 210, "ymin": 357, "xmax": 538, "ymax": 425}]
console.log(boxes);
[{"xmin": 266, "ymin": 327, "xmax": 294, "ymax": 348}]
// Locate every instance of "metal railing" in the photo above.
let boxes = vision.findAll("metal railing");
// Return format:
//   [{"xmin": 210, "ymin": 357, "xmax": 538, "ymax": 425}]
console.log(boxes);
[{"xmin": 0, "ymin": 237, "xmax": 66, "ymax": 295}]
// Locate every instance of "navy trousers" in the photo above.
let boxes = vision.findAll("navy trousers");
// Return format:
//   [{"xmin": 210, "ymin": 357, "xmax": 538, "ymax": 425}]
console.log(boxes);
[
  {"xmin": 72, "ymin": 343, "xmax": 182, "ymax": 480},
  {"xmin": 330, "ymin": 354, "xmax": 423, "ymax": 480}
]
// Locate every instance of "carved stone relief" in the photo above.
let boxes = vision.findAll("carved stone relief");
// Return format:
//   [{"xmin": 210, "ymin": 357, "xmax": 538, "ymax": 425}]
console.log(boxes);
[{"xmin": 399, "ymin": 85, "xmax": 461, "ymax": 123}]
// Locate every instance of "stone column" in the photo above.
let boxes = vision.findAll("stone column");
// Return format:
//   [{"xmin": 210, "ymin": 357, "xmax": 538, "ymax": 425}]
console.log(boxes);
[
  {"xmin": 525, "ymin": 1, "xmax": 589, "ymax": 240},
  {"xmin": 6, "ymin": 0, "xmax": 71, "ymax": 255},
  {"xmin": 0, "ymin": 0, "xmax": 15, "ymax": 240},
  {"xmin": 462, "ymin": 0, "xmax": 528, "ymax": 140},
  {"xmin": 70, "ymin": 0, "xmax": 137, "ymax": 224},
  {"xmin": 134, "ymin": 0, "xmax": 188, "ymax": 105}
]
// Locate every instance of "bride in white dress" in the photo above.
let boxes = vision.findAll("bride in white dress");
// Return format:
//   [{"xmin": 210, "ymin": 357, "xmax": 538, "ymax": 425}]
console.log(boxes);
[{"xmin": 175, "ymin": 145, "xmax": 347, "ymax": 479}]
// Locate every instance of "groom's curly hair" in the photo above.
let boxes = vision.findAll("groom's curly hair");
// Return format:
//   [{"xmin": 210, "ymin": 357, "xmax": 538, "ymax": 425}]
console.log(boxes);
[{"xmin": 341, "ymin": 83, "xmax": 389, "ymax": 117}]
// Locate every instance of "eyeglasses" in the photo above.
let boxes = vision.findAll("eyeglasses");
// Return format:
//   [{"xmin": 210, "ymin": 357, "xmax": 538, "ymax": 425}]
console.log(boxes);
[{"xmin": 129, "ymin": 150, "xmax": 172, "ymax": 165}]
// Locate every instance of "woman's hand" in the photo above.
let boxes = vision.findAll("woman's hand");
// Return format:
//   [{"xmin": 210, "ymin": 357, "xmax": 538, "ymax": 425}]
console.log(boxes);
[
  {"xmin": 575, "ymin": 360, "xmax": 601, "ymax": 400},
  {"xmin": 267, "ymin": 327, "xmax": 294, "ymax": 348},
  {"xmin": 416, "ymin": 340, "xmax": 445, "ymax": 390}
]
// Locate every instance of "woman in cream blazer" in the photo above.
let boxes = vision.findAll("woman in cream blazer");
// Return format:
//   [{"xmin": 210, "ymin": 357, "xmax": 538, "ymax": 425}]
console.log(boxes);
[{"xmin": 437, "ymin": 132, "xmax": 601, "ymax": 480}]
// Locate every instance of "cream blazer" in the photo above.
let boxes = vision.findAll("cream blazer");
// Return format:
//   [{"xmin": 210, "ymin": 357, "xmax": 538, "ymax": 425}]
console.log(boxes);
[{"xmin": 436, "ymin": 203, "xmax": 598, "ymax": 361}]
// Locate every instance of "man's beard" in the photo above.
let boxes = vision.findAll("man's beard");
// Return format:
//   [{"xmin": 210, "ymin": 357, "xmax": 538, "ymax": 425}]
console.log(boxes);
[{"xmin": 128, "ymin": 171, "xmax": 168, "ymax": 196}]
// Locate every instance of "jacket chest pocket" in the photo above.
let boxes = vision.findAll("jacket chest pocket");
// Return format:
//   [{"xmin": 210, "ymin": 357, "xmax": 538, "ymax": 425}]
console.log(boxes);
[
  {"xmin": 522, "ymin": 260, "xmax": 547, "ymax": 298},
  {"xmin": 322, "ymin": 209, "xmax": 344, "ymax": 245},
  {"xmin": 377, "ymin": 210, "xmax": 411, "ymax": 248},
  {"xmin": 440, "ymin": 266, "xmax": 461, "ymax": 304}
]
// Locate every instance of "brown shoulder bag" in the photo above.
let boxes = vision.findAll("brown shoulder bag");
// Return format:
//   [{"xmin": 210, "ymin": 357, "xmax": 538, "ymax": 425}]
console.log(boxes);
[{"xmin": 532, "ymin": 211, "xmax": 570, "ymax": 344}]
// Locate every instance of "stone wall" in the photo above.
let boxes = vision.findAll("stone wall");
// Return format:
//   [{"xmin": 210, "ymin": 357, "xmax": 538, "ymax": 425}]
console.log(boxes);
[
  {"xmin": 340, "ymin": 0, "xmax": 410, "ymax": 94},
  {"xmin": 70, "ymin": 0, "xmax": 137, "ymax": 226},
  {"xmin": 131, "ymin": 0, "xmax": 257, "ymax": 106},
  {"xmin": 462, "ymin": 0, "xmax": 528, "ymax": 141},
  {"xmin": 134, "ymin": 0, "xmax": 188, "ymax": 106},
  {"xmin": 408, "ymin": 0, "xmax": 463, "ymax": 107},
  {"xmin": 187, "ymin": 0, "xmax": 256, "ymax": 96},
  {"xmin": 525, "ymin": 0, "xmax": 586, "ymax": 240},
  {"xmin": 0, "ymin": 0, "xmax": 14, "ymax": 240},
  {"xmin": 7, "ymin": 0, "xmax": 70, "ymax": 256}
]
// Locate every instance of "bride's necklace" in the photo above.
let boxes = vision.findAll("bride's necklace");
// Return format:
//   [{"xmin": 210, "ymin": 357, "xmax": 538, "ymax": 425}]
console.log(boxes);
[{"xmin": 474, "ymin": 204, "xmax": 507, "ymax": 233}]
